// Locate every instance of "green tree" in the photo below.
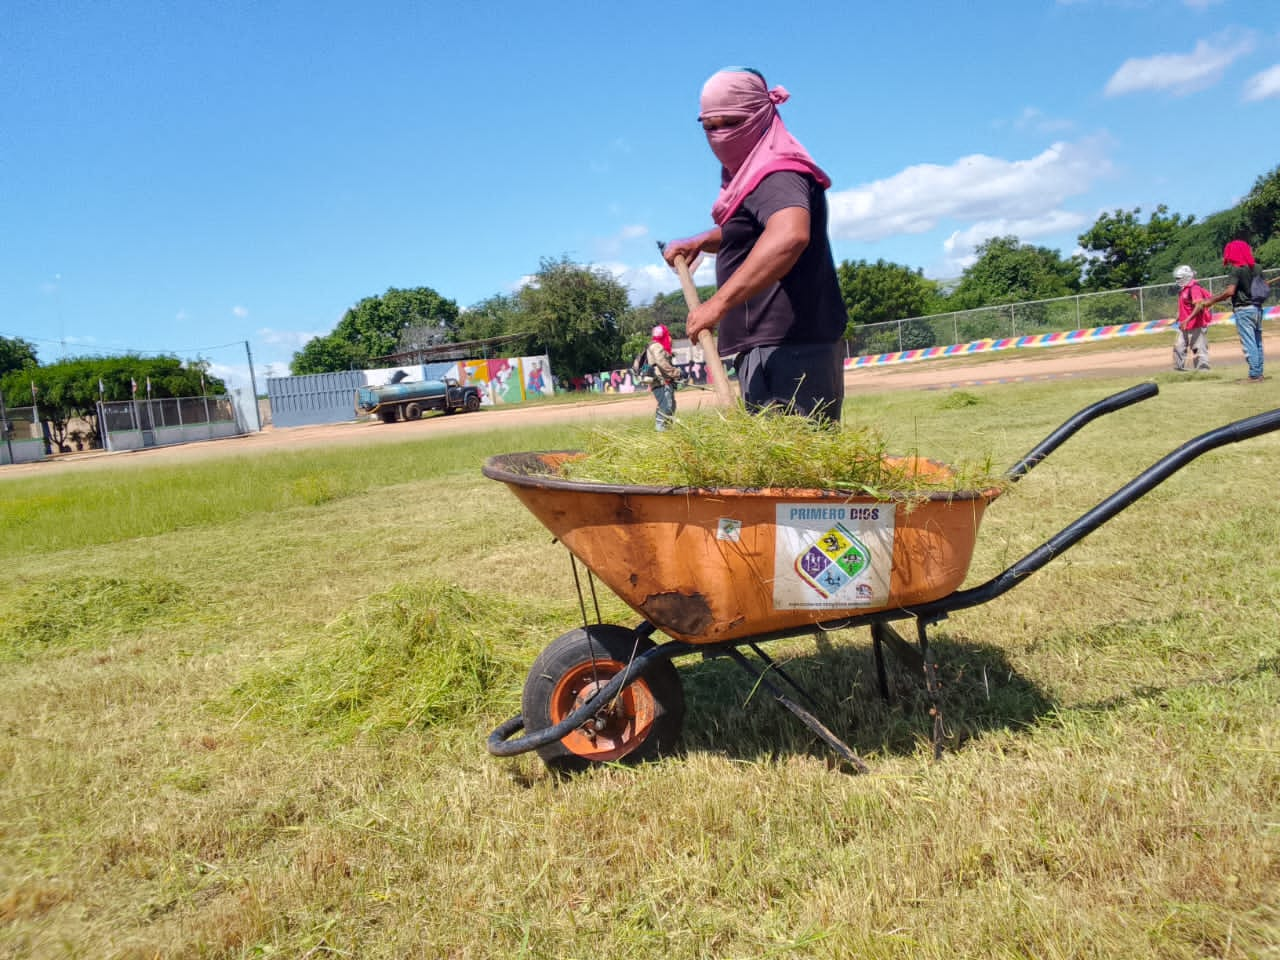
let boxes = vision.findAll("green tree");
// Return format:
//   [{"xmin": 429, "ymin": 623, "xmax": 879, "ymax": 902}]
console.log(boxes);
[
  {"xmin": 1236, "ymin": 164, "xmax": 1280, "ymax": 243},
  {"xmin": 948, "ymin": 236, "xmax": 1083, "ymax": 309},
  {"xmin": 457, "ymin": 294, "xmax": 521, "ymax": 343},
  {"xmin": 1146, "ymin": 208, "xmax": 1238, "ymax": 283},
  {"xmin": 1077, "ymin": 205, "xmax": 1195, "ymax": 291},
  {"xmin": 515, "ymin": 256, "xmax": 631, "ymax": 377},
  {"xmin": 837, "ymin": 259, "xmax": 940, "ymax": 332},
  {"xmin": 290, "ymin": 335, "xmax": 368, "ymax": 375},
  {"xmin": 2, "ymin": 355, "xmax": 222, "ymax": 451},
  {"xmin": 288, "ymin": 287, "xmax": 460, "ymax": 373},
  {"xmin": 0, "ymin": 335, "xmax": 38, "ymax": 377},
  {"xmin": 335, "ymin": 287, "xmax": 460, "ymax": 360}
]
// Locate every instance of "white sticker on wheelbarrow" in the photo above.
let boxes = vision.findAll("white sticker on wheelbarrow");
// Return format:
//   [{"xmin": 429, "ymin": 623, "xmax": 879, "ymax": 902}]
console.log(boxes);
[{"xmin": 772, "ymin": 504, "xmax": 896, "ymax": 609}]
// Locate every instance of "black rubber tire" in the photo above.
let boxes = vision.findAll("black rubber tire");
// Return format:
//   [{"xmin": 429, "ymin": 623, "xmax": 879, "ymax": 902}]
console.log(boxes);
[
  {"xmin": 464, "ymin": 393, "xmax": 481, "ymax": 413},
  {"xmin": 521, "ymin": 625, "xmax": 684, "ymax": 773},
  {"xmin": 403, "ymin": 403, "xmax": 422, "ymax": 420},
  {"xmin": 378, "ymin": 409, "xmax": 398, "ymax": 423}
]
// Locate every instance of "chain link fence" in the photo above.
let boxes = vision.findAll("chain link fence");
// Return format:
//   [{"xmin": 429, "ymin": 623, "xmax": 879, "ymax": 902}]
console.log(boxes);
[
  {"xmin": 845, "ymin": 268, "xmax": 1279, "ymax": 357},
  {"xmin": 0, "ymin": 405, "xmax": 44, "ymax": 465},
  {"xmin": 98, "ymin": 395, "xmax": 243, "ymax": 452}
]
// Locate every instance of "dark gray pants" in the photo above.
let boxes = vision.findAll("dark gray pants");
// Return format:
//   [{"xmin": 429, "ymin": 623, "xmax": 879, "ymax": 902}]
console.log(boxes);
[{"xmin": 735, "ymin": 342, "xmax": 845, "ymax": 422}]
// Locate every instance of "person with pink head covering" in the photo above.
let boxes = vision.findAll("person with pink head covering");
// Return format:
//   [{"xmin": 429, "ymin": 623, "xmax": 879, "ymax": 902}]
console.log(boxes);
[
  {"xmin": 661, "ymin": 67, "xmax": 846, "ymax": 421},
  {"xmin": 1195, "ymin": 239, "xmax": 1274, "ymax": 382},
  {"xmin": 639, "ymin": 323, "xmax": 682, "ymax": 430}
]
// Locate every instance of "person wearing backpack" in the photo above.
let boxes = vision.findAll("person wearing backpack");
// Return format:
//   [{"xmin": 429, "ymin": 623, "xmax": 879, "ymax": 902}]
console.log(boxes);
[
  {"xmin": 1195, "ymin": 240, "xmax": 1272, "ymax": 383},
  {"xmin": 639, "ymin": 324, "xmax": 682, "ymax": 431},
  {"xmin": 1172, "ymin": 265, "xmax": 1212, "ymax": 371}
]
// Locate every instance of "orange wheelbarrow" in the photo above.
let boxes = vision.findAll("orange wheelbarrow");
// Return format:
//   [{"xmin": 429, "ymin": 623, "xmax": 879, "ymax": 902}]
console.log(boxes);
[{"xmin": 484, "ymin": 384, "xmax": 1280, "ymax": 772}]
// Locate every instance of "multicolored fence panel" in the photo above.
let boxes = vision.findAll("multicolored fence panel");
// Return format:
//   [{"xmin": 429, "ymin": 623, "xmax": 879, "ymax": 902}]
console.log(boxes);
[{"xmin": 846, "ymin": 305, "xmax": 1280, "ymax": 369}]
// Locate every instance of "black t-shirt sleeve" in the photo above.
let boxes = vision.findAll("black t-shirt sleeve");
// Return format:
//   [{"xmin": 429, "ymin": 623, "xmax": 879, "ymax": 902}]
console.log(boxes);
[{"xmin": 741, "ymin": 171, "xmax": 812, "ymax": 226}]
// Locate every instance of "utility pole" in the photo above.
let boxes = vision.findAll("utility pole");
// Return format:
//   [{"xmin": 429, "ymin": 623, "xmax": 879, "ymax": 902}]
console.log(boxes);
[
  {"xmin": 0, "ymin": 390, "xmax": 13, "ymax": 465},
  {"xmin": 244, "ymin": 340, "xmax": 262, "ymax": 432}
]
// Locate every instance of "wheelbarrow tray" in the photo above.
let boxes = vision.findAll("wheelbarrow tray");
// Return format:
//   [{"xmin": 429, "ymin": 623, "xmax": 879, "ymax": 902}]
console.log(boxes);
[{"xmin": 482, "ymin": 451, "xmax": 1002, "ymax": 644}]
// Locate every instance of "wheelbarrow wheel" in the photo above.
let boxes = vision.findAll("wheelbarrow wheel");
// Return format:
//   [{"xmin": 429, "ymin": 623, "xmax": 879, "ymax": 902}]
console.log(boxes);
[{"xmin": 521, "ymin": 625, "xmax": 684, "ymax": 773}]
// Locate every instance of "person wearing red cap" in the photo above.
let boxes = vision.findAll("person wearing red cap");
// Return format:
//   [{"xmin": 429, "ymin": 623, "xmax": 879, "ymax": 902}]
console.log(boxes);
[
  {"xmin": 661, "ymin": 67, "xmax": 846, "ymax": 421},
  {"xmin": 1195, "ymin": 240, "xmax": 1273, "ymax": 382},
  {"xmin": 641, "ymin": 324, "xmax": 682, "ymax": 431}
]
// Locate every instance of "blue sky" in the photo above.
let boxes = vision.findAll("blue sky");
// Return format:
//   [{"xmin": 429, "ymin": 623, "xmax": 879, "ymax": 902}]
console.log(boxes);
[{"xmin": 4, "ymin": 0, "xmax": 1278, "ymax": 396}]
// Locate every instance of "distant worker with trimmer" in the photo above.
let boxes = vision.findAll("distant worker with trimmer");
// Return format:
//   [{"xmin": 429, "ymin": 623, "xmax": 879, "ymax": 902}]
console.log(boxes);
[
  {"xmin": 641, "ymin": 324, "xmax": 682, "ymax": 431},
  {"xmin": 661, "ymin": 67, "xmax": 847, "ymax": 421}
]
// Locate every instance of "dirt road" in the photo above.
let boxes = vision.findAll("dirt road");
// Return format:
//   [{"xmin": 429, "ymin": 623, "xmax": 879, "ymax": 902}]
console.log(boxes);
[{"xmin": 8, "ymin": 330, "xmax": 1279, "ymax": 478}]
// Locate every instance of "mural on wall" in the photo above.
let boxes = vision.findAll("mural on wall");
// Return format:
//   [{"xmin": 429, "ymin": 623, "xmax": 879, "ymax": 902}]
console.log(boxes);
[
  {"xmin": 521, "ymin": 356, "xmax": 553, "ymax": 400},
  {"xmin": 461, "ymin": 359, "xmax": 491, "ymax": 406},
  {"xmin": 488, "ymin": 358, "xmax": 522, "ymax": 404},
  {"xmin": 454, "ymin": 356, "xmax": 548, "ymax": 405}
]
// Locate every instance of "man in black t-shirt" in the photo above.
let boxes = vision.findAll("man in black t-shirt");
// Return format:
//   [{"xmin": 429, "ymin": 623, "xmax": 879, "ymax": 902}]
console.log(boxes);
[
  {"xmin": 1195, "ymin": 239, "xmax": 1270, "ymax": 382},
  {"xmin": 661, "ymin": 68, "xmax": 846, "ymax": 421}
]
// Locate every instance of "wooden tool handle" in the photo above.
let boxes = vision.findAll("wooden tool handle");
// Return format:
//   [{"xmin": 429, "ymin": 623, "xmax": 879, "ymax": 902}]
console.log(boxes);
[{"xmin": 674, "ymin": 255, "xmax": 736, "ymax": 406}]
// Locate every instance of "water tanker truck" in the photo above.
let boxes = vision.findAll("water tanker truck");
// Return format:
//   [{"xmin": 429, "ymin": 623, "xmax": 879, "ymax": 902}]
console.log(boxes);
[{"xmin": 355, "ymin": 373, "xmax": 482, "ymax": 423}]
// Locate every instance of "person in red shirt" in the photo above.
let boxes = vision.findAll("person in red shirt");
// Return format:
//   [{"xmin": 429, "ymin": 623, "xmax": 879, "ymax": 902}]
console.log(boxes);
[{"xmin": 1172, "ymin": 265, "xmax": 1211, "ymax": 371}]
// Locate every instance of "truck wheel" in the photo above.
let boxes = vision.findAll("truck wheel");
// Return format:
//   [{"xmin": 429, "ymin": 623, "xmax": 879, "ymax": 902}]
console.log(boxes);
[
  {"xmin": 464, "ymin": 393, "xmax": 481, "ymax": 413},
  {"xmin": 403, "ymin": 403, "xmax": 422, "ymax": 420},
  {"xmin": 378, "ymin": 409, "xmax": 398, "ymax": 423},
  {"xmin": 521, "ymin": 625, "xmax": 684, "ymax": 773}
]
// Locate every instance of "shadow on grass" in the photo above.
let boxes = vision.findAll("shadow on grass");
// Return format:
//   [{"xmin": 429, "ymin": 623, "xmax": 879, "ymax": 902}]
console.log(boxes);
[
  {"xmin": 673, "ymin": 628, "xmax": 1056, "ymax": 766},
  {"xmin": 1063, "ymin": 653, "xmax": 1279, "ymax": 716}
]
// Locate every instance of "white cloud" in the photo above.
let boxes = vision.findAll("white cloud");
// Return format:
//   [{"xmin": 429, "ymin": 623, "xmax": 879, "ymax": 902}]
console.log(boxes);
[
  {"xmin": 232, "ymin": 305, "xmax": 248, "ymax": 318},
  {"xmin": 828, "ymin": 138, "xmax": 1109, "ymax": 242},
  {"xmin": 1104, "ymin": 35, "xmax": 1253, "ymax": 96},
  {"xmin": 1244, "ymin": 63, "xmax": 1280, "ymax": 101},
  {"xmin": 256, "ymin": 327, "xmax": 326, "ymax": 350},
  {"xmin": 593, "ymin": 223, "xmax": 652, "ymax": 258},
  {"xmin": 600, "ymin": 256, "xmax": 717, "ymax": 306},
  {"xmin": 1013, "ymin": 106, "xmax": 1074, "ymax": 134},
  {"xmin": 937, "ymin": 210, "xmax": 1091, "ymax": 276}
]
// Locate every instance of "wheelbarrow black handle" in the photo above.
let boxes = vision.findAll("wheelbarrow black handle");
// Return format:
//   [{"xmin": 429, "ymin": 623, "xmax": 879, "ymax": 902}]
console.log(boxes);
[
  {"xmin": 486, "ymin": 664, "xmax": 631, "ymax": 757},
  {"xmin": 486, "ymin": 637, "xmax": 685, "ymax": 758},
  {"xmin": 1004, "ymin": 382, "xmax": 1158, "ymax": 481},
  {"xmin": 916, "ymin": 405, "xmax": 1280, "ymax": 622}
]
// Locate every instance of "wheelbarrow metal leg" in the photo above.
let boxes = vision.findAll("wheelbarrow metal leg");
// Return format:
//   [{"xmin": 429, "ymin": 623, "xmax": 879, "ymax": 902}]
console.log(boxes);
[
  {"xmin": 918, "ymin": 620, "xmax": 944, "ymax": 762},
  {"xmin": 870, "ymin": 620, "xmax": 925, "ymax": 699},
  {"xmin": 745, "ymin": 641, "xmax": 821, "ymax": 710},
  {"xmin": 722, "ymin": 646, "xmax": 870, "ymax": 774}
]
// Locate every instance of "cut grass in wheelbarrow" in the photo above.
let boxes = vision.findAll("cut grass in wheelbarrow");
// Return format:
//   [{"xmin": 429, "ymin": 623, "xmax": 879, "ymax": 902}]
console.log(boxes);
[
  {"xmin": 484, "ymin": 386, "xmax": 1280, "ymax": 774},
  {"xmin": 559, "ymin": 405, "xmax": 1005, "ymax": 497}
]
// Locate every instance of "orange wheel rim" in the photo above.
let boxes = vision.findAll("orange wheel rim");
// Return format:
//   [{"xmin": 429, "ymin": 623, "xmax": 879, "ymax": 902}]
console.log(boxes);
[{"xmin": 548, "ymin": 657, "xmax": 658, "ymax": 762}]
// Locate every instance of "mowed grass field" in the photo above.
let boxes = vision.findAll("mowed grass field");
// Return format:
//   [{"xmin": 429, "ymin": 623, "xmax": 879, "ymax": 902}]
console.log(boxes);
[{"xmin": 2, "ymin": 372, "xmax": 1278, "ymax": 959}]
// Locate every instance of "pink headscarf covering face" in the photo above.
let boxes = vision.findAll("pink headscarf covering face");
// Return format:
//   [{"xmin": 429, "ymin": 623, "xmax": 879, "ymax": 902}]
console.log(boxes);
[
  {"xmin": 651, "ymin": 324, "xmax": 672, "ymax": 353},
  {"xmin": 699, "ymin": 67, "xmax": 830, "ymax": 225},
  {"xmin": 1223, "ymin": 239, "xmax": 1256, "ymax": 267}
]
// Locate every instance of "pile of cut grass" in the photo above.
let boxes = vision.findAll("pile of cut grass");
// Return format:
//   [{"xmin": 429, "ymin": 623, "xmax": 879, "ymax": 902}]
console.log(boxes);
[
  {"xmin": 228, "ymin": 579, "xmax": 543, "ymax": 740},
  {"xmin": 0, "ymin": 574, "xmax": 190, "ymax": 657},
  {"xmin": 561, "ymin": 406, "xmax": 1006, "ymax": 496}
]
